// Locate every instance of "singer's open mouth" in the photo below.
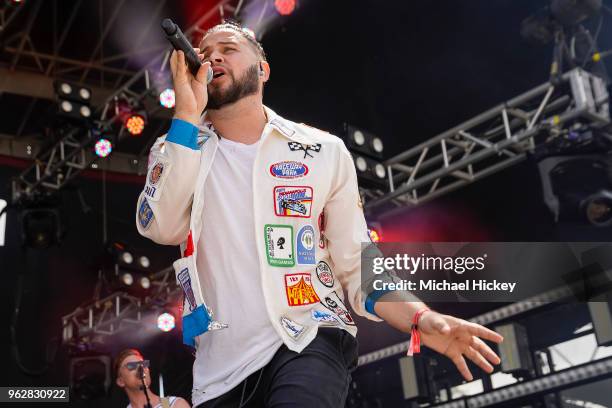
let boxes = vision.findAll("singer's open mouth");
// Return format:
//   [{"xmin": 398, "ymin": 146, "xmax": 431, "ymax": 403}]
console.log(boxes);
[{"xmin": 213, "ymin": 72, "xmax": 225, "ymax": 79}]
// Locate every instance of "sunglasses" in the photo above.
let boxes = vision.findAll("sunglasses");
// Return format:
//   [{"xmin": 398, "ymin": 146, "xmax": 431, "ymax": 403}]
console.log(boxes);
[{"xmin": 124, "ymin": 360, "xmax": 150, "ymax": 371}]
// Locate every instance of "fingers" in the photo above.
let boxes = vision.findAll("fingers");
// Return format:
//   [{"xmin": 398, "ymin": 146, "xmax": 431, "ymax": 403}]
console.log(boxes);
[
  {"xmin": 451, "ymin": 354, "xmax": 473, "ymax": 382},
  {"xmin": 472, "ymin": 337, "xmax": 501, "ymax": 365},
  {"xmin": 465, "ymin": 346, "xmax": 494, "ymax": 374},
  {"xmin": 466, "ymin": 322, "xmax": 504, "ymax": 344},
  {"xmin": 195, "ymin": 61, "xmax": 211, "ymax": 84}
]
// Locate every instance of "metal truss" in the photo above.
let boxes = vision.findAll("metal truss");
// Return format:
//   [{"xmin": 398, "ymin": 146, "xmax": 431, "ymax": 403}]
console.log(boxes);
[
  {"xmin": 364, "ymin": 68, "xmax": 610, "ymax": 215},
  {"xmin": 6, "ymin": 0, "xmax": 235, "ymax": 201},
  {"xmin": 61, "ymin": 267, "xmax": 181, "ymax": 345},
  {"xmin": 430, "ymin": 357, "xmax": 612, "ymax": 408}
]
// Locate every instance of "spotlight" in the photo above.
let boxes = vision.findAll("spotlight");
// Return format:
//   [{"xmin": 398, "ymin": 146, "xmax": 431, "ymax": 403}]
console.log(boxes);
[
  {"xmin": 159, "ymin": 88, "xmax": 175, "ymax": 109},
  {"xmin": 53, "ymin": 81, "xmax": 92, "ymax": 103},
  {"xmin": 582, "ymin": 190, "xmax": 612, "ymax": 227},
  {"xmin": 112, "ymin": 98, "xmax": 147, "ymax": 136},
  {"xmin": 274, "ymin": 0, "xmax": 296, "ymax": 15},
  {"xmin": 367, "ymin": 221, "xmax": 382, "ymax": 243},
  {"xmin": 345, "ymin": 125, "xmax": 384, "ymax": 160},
  {"xmin": 69, "ymin": 354, "xmax": 111, "ymax": 400},
  {"xmin": 125, "ymin": 114, "xmax": 145, "ymax": 136},
  {"xmin": 94, "ymin": 138, "xmax": 112, "ymax": 158},
  {"xmin": 157, "ymin": 312, "xmax": 175, "ymax": 332},
  {"xmin": 352, "ymin": 154, "xmax": 388, "ymax": 188},
  {"xmin": 21, "ymin": 208, "xmax": 62, "ymax": 249},
  {"xmin": 120, "ymin": 251, "xmax": 133, "ymax": 265},
  {"xmin": 138, "ymin": 256, "xmax": 150, "ymax": 268},
  {"xmin": 120, "ymin": 272, "xmax": 134, "ymax": 286},
  {"xmin": 538, "ymin": 154, "xmax": 612, "ymax": 225},
  {"xmin": 139, "ymin": 276, "xmax": 151, "ymax": 290}
]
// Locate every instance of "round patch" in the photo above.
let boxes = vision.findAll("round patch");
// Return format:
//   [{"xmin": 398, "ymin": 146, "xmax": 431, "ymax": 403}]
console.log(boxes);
[
  {"xmin": 316, "ymin": 261, "xmax": 334, "ymax": 288},
  {"xmin": 269, "ymin": 161, "xmax": 309, "ymax": 179},
  {"xmin": 149, "ymin": 162, "xmax": 164, "ymax": 185}
]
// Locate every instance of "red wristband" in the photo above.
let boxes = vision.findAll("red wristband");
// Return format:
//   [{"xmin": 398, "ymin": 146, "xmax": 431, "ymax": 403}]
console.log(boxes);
[{"xmin": 407, "ymin": 308, "xmax": 430, "ymax": 356}]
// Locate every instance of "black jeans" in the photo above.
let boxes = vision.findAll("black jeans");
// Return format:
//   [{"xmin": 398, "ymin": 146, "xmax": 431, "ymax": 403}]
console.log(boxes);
[{"xmin": 195, "ymin": 328, "xmax": 359, "ymax": 408}]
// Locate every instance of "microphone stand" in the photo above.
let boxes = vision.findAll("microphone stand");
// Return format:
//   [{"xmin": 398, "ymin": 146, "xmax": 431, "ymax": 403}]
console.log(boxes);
[{"xmin": 138, "ymin": 366, "xmax": 152, "ymax": 408}]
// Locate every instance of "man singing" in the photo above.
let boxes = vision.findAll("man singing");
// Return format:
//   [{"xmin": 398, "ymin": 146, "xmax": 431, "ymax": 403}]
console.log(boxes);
[
  {"xmin": 115, "ymin": 349, "xmax": 191, "ymax": 408},
  {"xmin": 136, "ymin": 21, "xmax": 503, "ymax": 407}
]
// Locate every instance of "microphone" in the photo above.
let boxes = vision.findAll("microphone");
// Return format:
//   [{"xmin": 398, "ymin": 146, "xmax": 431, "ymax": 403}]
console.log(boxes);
[{"xmin": 162, "ymin": 18, "xmax": 213, "ymax": 83}]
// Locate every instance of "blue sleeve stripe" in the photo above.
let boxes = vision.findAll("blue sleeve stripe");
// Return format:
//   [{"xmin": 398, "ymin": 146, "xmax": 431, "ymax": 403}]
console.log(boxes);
[
  {"xmin": 166, "ymin": 118, "xmax": 199, "ymax": 150},
  {"xmin": 365, "ymin": 289, "xmax": 391, "ymax": 318}
]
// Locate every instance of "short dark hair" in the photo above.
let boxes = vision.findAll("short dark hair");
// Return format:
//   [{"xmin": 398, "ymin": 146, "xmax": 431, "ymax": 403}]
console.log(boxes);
[
  {"xmin": 200, "ymin": 20, "xmax": 267, "ymax": 61},
  {"xmin": 113, "ymin": 348, "xmax": 143, "ymax": 378}
]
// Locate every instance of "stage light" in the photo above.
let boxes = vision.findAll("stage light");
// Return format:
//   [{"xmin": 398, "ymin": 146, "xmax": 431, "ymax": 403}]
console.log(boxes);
[
  {"xmin": 157, "ymin": 312, "xmax": 175, "ymax": 332},
  {"xmin": 120, "ymin": 272, "xmax": 134, "ymax": 286},
  {"xmin": 352, "ymin": 154, "xmax": 387, "ymax": 188},
  {"xmin": 69, "ymin": 354, "xmax": 112, "ymax": 400},
  {"xmin": 538, "ymin": 154, "xmax": 612, "ymax": 225},
  {"xmin": 582, "ymin": 190, "xmax": 612, "ymax": 227},
  {"xmin": 125, "ymin": 114, "xmax": 145, "ymax": 136},
  {"xmin": 159, "ymin": 88, "xmax": 175, "ymax": 109},
  {"xmin": 94, "ymin": 138, "xmax": 112, "ymax": 158},
  {"xmin": 80, "ymin": 105, "xmax": 91, "ymax": 118},
  {"xmin": 54, "ymin": 81, "xmax": 92, "ymax": 103},
  {"xmin": 139, "ymin": 276, "xmax": 151, "ymax": 290},
  {"xmin": 21, "ymin": 208, "xmax": 62, "ymax": 249},
  {"xmin": 345, "ymin": 125, "xmax": 385, "ymax": 160},
  {"xmin": 274, "ymin": 0, "xmax": 296, "ymax": 15},
  {"xmin": 355, "ymin": 156, "xmax": 368, "ymax": 173},
  {"xmin": 138, "ymin": 256, "xmax": 150, "ymax": 268},
  {"xmin": 60, "ymin": 101, "xmax": 73, "ymax": 113},
  {"xmin": 368, "ymin": 221, "xmax": 382, "ymax": 243},
  {"xmin": 352, "ymin": 130, "xmax": 366, "ymax": 146},
  {"xmin": 121, "ymin": 251, "xmax": 133, "ymax": 265},
  {"xmin": 79, "ymin": 88, "xmax": 91, "ymax": 101}
]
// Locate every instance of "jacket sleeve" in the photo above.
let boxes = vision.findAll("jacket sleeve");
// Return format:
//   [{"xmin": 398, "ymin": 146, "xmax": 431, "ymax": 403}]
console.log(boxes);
[
  {"xmin": 324, "ymin": 139, "xmax": 384, "ymax": 322},
  {"xmin": 135, "ymin": 119, "xmax": 201, "ymax": 245}
]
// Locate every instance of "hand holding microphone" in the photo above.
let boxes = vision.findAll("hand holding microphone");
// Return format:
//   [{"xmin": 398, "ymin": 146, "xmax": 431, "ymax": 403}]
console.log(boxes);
[{"xmin": 163, "ymin": 18, "xmax": 213, "ymax": 126}]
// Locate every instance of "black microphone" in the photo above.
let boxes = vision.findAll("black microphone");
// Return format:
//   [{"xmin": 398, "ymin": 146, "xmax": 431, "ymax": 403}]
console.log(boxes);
[{"xmin": 162, "ymin": 18, "xmax": 213, "ymax": 83}]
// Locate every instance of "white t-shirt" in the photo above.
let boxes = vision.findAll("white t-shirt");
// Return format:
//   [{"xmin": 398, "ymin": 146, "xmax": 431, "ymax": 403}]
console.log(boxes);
[
  {"xmin": 192, "ymin": 136, "xmax": 283, "ymax": 406},
  {"xmin": 127, "ymin": 396, "xmax": 178, "ymax": 408}
]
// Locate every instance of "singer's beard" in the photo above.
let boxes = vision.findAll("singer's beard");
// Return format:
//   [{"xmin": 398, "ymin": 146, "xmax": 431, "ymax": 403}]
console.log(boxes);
[{"xmin": 207, "ymin": 64, "xmax": 259, "ymax": 110}]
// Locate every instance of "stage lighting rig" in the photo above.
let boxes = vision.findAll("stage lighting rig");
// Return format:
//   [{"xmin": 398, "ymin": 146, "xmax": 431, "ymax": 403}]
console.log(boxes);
[{"xmin": 54, "ymin": 80, "xmax": 93, "ymax": 122}]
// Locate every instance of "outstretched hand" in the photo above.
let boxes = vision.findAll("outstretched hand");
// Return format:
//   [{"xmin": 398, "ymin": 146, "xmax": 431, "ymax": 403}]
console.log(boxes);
[{"xmin": 418, "ymin": 311, "xmax": 503, "ymax": 381}]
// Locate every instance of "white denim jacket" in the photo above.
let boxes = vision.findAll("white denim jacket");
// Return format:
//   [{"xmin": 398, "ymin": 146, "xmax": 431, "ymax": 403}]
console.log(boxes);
[{"xmin": 135, "ymin": 106, "xmax": 381, "ymax": 352}]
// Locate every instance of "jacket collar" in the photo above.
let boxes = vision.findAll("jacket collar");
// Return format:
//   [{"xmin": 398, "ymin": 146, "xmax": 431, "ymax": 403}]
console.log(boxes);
[{"xmin": 199, "ymin": 105, "xmax": 315, "ymax": 144}]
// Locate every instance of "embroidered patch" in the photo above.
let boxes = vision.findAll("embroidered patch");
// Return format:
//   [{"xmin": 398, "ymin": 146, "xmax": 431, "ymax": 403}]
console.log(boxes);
[
  {"xmin": 264, "ymin": 224, "xmax": 295, "ymax": 267},
  {"xmin": 280, "ymin": 316, "xmax": 305, "ymax": 340},
  {"xmin": 149, "ymin": 162, "xmax": 164, "ymax": 184},
  {"xmin": 177, "ymin": 267, "xmax": 197, "ymax": 312},
  {"xmin": 318, "ymin": 211, "xmax": 327, "ymax": 249},
  {"xmin": 138, "ymin": 198, "xmax": 154, "ymax": 230},
  {"xmin": 316, "ymin": 261, "xmax": 334, "ymax": 287},
  {"xmin": 144, "ymin": 160, "xmax": 170, "ymax": 202},
  {"xmin": 311, "ymin": 309, "xmax": 340, "ymax": 325},
  {"xmin": 288, "ymin": 142, "xmax": 322, "ymax": 159},
  {"xmin": 274, "ymin": 186, "xmax": 313, "ymax": 218},
  {"xmin": 271, "ymin": 119, "xmax": 296, "ymax": 137},
  {"xmin": 321, "ymin": 292, "xmax": 355, "ymax": 326},
  {"xmin": 296, "ymin": 225, "xmax": 315, "ymax": 265},
  {"xmin": 269, "ymin": 161, "xmax": 309, "ymax": 179},
  {"xmin": 285, "ymin": 273, "xmax": 320, "ymax": 306}
]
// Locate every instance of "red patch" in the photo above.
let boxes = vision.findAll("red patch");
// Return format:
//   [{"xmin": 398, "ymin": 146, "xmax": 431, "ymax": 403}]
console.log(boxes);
[{"xmin": 285, "ymin": 273, "xmax": 320, "ymax": 306}]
